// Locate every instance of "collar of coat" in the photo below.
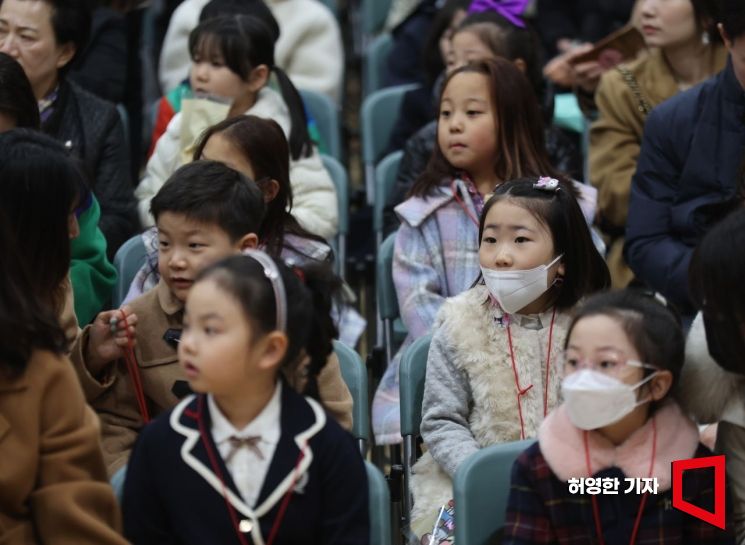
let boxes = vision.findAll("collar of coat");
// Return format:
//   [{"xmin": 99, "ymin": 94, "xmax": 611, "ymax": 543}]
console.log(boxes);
[
  {"xmin": 157, "ymin": 278, "xmax": 184, "ymax": 316},
  {"xmin": 169, "ymin": 381, "xmax": 326, "ymax": 543},
  {"xmin": 538, "ymin": 401, "xmax": 699, "ymax": 491},
  {"xmin": 394, "ymin": 178, "xmax": 475, "ymax": 228}
]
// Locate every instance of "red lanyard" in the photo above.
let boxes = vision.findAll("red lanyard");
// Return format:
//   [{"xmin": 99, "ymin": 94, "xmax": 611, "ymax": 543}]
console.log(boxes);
[
  {"xmin": 506, "ymin": 308, "xmax": 556, "ymax": 440},
  {"xmin": 583, "ymin": 418, "xmax": 658, "ymax": 545},
  {"xmin": 451, "ymin": 179, "xmax": 481, "ymax": 228},
  {"xmin": 196, "ymin": 395, "xmax": 304, "ymax": 545},
  {"xmin": 119, "ymin": 309, "xmax": 150, "ymax": 423}
]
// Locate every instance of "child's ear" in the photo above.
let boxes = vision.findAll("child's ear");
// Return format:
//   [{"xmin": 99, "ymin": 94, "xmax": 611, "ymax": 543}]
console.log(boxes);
[
  {"xmin": 513, "ymin": 58, "xmax": 527, "ymax": 74},
  {"xmin": 256, "ymin": 331, "xmax": 288, "ymax": 372},
  {"xmin": 247, "ymin": 64, "xmax": 270, "ymax": 93},
  {"xmin": 263, "ymin": 179, "xmax": 280, "ymax": 202},
  {"xmin": 648, "ymin": 370, "xmax": 674, "ymax": 401},
  {"xmin": 557, "ymin": 259, "xmax": 565, "ymax": 277},
  {"xmin": 236, "ymin": 233, "xmax": 259, "ymax": 251}
]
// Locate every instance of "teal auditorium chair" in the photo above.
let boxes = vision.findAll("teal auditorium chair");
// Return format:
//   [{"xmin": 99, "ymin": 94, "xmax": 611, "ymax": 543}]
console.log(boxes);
[
  {"xmin": 376, "ymin": 233, "xmax": 407, "ymax": 362},
  {"xmin": 365, "ymin": 461, "xmax": 393, "ymax": 545},
  {"xmin": 363, "ymin": 33, "xmax": 393, "ymax": 97},
  {"xmin": 333, "ymin": 340, "xmax": 370, "ymax": 455},
  {"xmin": 316, "ymin": 0, "xmax": 338, "ymax": 18},
  {"xmin": 373, "ymin": 150, "xmax": 403, "ymax": 250},
  {"xmin": 399, "ymin": 333, "xmax": 432, "ymax": 527},
  {"xmin": 361, "ymin": 84, "xmax": 418, "ymax": 204},
  {"xmin": 362, "ymin": 0, "xmax": 392, "ymax": 34},
  {"xmin": 320, "ymin": 154, "xmax": 349, "ymax": 280},
  {"xmin": 301, "ymin": 88, "xmax": 342, "ymax": 161},
  {"xmin": 453, "ymin": 439, "xmax": 536, "ymax": 545},
  {"xmin": 112, "ymin": 234, "xmax": 148, "ymax": 308},
  {"xmin": 113, "ymin": 461, "xmax": 393, "ymax": 545}
]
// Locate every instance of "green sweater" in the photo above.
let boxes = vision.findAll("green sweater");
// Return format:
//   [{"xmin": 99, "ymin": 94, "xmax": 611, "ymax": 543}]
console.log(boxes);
[{"xmin": 70, "ymin": 195, "xmax": 117, "ymax": 324}]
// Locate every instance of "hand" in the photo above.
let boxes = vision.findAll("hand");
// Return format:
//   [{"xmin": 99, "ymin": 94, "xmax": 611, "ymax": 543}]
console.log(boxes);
[
  {"xmin": 572, "ymin": 59, "xmax": 605, "ymax": 94},
  {"xmin": 544, "ymin": 43, "xmax": 592, "ymax": 88},
  {"xmin": 86, "ymin": 306, "xmax": 138, "ymax": 377}
]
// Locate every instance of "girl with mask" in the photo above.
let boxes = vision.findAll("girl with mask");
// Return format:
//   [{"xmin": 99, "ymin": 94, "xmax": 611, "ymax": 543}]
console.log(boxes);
[
  {"xmin": 502, "ymin": 289, "xmax": 734, "ymax": 545},
  {"xmin": 409, "ymin": 177, "xmax": 609, "ymax": 539}
]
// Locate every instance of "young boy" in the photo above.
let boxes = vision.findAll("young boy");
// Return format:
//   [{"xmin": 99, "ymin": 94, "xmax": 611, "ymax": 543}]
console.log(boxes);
[{"xmin": 71, "ymin": 161, "xmax": 353, "ymax": 474}]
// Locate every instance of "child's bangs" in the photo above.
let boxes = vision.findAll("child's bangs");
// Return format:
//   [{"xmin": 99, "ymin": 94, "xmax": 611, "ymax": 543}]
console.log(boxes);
[{"xmin": 189, "ymin": 30, "xmax": 224, "ymax": 63}]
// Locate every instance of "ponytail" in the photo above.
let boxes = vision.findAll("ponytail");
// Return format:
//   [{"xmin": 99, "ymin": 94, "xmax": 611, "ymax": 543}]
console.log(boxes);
[{"xmin": 272, "ymin": 66, "xmax": 313, "ymax": 160}]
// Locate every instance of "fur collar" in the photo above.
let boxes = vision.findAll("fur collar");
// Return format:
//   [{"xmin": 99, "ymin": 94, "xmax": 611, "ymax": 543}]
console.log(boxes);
[{"xmin": 539, "ymin": 402, "xmax": 699, "ymax": 491}]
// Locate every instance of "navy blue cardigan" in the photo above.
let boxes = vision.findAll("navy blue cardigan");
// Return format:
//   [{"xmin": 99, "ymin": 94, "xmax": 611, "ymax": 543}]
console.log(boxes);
[
  {"xmin": 122, "ymin": 383, "xmax": 369, "ymax": 545},
  {"xmin": 625, "ymin": 58, "xmax": 745, "ymax": 311}
]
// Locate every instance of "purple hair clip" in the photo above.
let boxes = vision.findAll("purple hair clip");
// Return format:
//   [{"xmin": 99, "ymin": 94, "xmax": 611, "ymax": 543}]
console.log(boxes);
[
  {"xmin": 534, "ymin": 177, "xmax": 560, "ymax": 192},
  {"xmin": 467, "ymin": 0, "xmax": 529, "ymax": 29}
]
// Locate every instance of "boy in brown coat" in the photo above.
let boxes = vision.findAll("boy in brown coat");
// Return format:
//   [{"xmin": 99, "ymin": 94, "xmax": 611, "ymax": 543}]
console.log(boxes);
[{"xmin": 71, "ymin": 161, "xmax": 353, "ymax": 473}]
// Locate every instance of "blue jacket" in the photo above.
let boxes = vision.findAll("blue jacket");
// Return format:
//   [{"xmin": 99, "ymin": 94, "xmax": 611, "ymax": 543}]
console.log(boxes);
[
  {"xmin": 122, "ymin": 382, "xmax": 369, "ymax": 545},
  {"xmin": 625, "ymin": 58, "xmax": 745, "ymax": 310}
]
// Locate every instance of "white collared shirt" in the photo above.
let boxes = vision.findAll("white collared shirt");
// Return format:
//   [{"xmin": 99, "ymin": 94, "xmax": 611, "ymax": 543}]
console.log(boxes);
[{"xmin": 208, "ymin": 382, "xmax": 282, "ymax": 507}]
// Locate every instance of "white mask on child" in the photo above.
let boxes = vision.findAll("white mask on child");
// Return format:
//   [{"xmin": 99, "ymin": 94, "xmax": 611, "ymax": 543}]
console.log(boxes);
[
  {"xmin": 561, "ymin": 369, "xmax": 657, "ymax": 430},
  {"xmin": 481, "ymin": 254, "xmax": 563, "ymax": 314}
]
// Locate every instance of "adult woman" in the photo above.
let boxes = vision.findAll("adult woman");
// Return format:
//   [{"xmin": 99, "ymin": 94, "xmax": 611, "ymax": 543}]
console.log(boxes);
[
  {"xmin": 0, "ymin": 0, "xmax": 138, "ymax": 257},
  {"xmin": 0, "ymin": 208, "xmax": 127, "ymax": 545},
  {"xmin": 590, "ymin": 0, "xmax": 726, "ymax": 287}
]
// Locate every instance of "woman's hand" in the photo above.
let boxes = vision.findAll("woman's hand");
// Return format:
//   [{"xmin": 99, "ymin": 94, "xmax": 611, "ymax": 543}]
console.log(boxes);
[{"xmin": 85, "ymin": 306, "xmax": 138, "ymax": 377}]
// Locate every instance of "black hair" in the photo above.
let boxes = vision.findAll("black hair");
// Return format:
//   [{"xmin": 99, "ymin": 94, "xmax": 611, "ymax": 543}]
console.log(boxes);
[
  {"xmin": 198, "ymin": 0, "xmax": 280, "ymax": 43},
  {"xmin": 150, "ymin": 160, "xmax": 266, "ymax": 242},
  {"xmin": 193, "ymin": 115, "xmax": 326, "ymax": 257},
  {"xmin": 689, "ymin": 207, "xmax": 745, "ymax": 321},
  {"xmin": 188, "ymin": 14, "xmax": 312, "ymax": 160},
  {"xmin": 0, "ymin": 52, "xmax": 40, "ymax": 128},
  {"xmin": 692, "ymin": 0, "xmax": 725, "ymax": 43},
  {"xmin": 421, "ymin": 0, "xmax": 471, "ymax": 86},
  {"xmin": 478, "ymin": 177, "xmax": 610, "ymax": 310},
  {"xmin": 0, "ymin": 208, "xmax": 66, "ymax": 377},
  {"xmin": 720, "ymin": 0, "xmax": 745, "ymax": 41},
  {"xmin": 195, "ymin": 254, "xmax": 341, "ymax": 400},
  {"xmin": 565, "ymin": 289, "xmax": 684, "ymax": 393},
  {"xmin": 0, "ymin": 129, "xmax": 82, "ymax": 312}
]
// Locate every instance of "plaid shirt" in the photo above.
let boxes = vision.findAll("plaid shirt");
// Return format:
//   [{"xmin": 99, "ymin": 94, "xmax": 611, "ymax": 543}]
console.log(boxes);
[{"xmin": 502, "ymin": 442, "xmax": 734, "ymax": 545}]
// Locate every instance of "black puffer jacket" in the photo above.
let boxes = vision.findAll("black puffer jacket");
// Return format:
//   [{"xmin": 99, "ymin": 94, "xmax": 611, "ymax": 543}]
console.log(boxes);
[{"xmin": 43, "ymin": 79, "xmax": 139, "ymax": 257}]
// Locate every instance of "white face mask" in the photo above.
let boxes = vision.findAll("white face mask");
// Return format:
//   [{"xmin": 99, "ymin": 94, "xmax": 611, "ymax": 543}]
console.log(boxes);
[
  {"xmin": 561, "ymin": 369, "xmax": 657, "ymax": 430},
  {"xmin": 481, "ymin": 254, "xmax": 563, "ymax": 314}
]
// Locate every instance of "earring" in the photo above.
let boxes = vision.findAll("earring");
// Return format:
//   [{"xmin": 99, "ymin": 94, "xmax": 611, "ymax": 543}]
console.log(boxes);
[{"xmin": 702, "ymin": 31, "xmax": 710, "ymax": 45}]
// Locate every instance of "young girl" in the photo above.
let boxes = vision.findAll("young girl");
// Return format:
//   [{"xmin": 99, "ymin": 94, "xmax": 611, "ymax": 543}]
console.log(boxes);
[
  {"xmin": 136, "ymin": 14, "xmax": 338, "ymax": 239},
  {"xmin": 372, "ymin": 58, "xmax": 598, "ymax": 444},
  {"xmin": 503, "ymin": 289, "xmax": 734, "ymax": 544},
  {"xmin": 409, "ymin": 177, "xmax": 609, "ymax": 538},
  {"xmin": 122, "ymin": 253, "xmax": 369, "ymax": 544}
]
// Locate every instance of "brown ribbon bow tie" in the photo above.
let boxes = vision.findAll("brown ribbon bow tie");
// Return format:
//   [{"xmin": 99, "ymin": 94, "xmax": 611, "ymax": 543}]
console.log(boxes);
[{"xmin": 225, "ymin": 436, "xmax": 264, "ymax": 464}]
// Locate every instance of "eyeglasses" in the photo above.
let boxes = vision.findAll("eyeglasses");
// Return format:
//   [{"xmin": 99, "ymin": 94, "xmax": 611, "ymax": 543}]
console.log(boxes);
[{"xmin": 560, "ymin": 350, "xmax": 658, "ymax": 377}]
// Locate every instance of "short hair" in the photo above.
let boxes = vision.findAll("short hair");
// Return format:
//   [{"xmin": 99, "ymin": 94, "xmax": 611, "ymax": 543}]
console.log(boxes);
[
  {"xmin": 565, "ymin": 289, "xmax": 684, "ymax": 389},
  {"xmin": 478, "ymin": 177, "xmax": 611, "ymax": 310},
  {"xmin": 150, "ymin": 160, "xmax": 266, "ymax": 242},
  {"xmin": 720, "ymin": 0, "xmax": 745, "ymax": 41},
  {"xmin": 198, "ymin": 0, "xmax": 279, "ymax": 43},
  {"xmin": 0, "ymin": 52, "xmax": 39, "ymax": 128}
]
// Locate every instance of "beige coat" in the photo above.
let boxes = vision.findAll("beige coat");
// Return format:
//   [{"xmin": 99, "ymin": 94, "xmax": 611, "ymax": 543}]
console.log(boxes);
[
  {"xmin": 0, "ymin": 350, "xmax": 127, "ymax": 544},
  {"xmin": 589, "ymin": 45, "xmax": 726, "ymax": 287},
  {"xmin": 71, "ymin": 280, "xmax": 353, "ymax": 474}
]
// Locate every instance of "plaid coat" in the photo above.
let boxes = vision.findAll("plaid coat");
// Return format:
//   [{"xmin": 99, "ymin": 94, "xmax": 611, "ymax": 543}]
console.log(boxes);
[{"xmin": 503, "ymin": 439, "xmax": 734, "ymax": 544}]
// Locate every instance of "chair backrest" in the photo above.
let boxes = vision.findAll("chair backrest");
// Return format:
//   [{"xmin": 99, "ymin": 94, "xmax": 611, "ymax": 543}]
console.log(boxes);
[
  {"xmin": 333, "ymin": 340, "xmax": 370, "ymax": 445},
  {"xmin": 112, "ymin": 234, "xmax": 148, "ymax": 308},
  {"xmin": 110, "ymin": 464, "xmax": 127, "ymax": 504},
  {"xmin": 373, "ymin": 150, "xmax": 403, "ymax": 235},
  {"xmin": 361, "ymin": 83, "xmax": 418, "ymax": 165},
  {"xmin": 453, "ymin": 439, "xmax": 536, "ymax": 545},
  {"xmin": 363, "ymin": 33, "xmax": 393, "ymax": 96},
  {"xmin": 362, "ymin": 0, "xmax": 392, "ymax": 34},
  {"xmin": 316, "ymin": 0, "xmax": 338, "ymax": 18},
  {"xmin": 399, "ymin": 334, "xmax": 431, "ymax": 437},
  {"xmin": 320, "ymin": 154, "xmax": 349, "ymax": 237},
  {"xmin": 301, "ymin": 88, "xmax": 342, "ymax": 160},
  {"xmin": 376, "ymin": 232, "xmax": 399, "ymax": 321},
  {"xmin": 365, "ymin": 461, "xmax": 392, "ymax": 545}
]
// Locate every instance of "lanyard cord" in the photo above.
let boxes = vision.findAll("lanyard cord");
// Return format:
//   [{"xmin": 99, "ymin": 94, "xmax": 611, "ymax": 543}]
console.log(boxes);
[
  {"xmin": 506, "ymin": 308, "xmax": 557, "ymax": 440},
  {"xmin": 119, "ymin": 309, "xmax": 150, "ymax": 423},
  {"xmin": 451, "ymin": 179, "xmax": 481, "ymax": 229},
  {"xmin": 196, "ymin": 395, "xmax": 304, "ymax": 545},
  {"xmin": 583, "ymin": 417, "xmax": 658, "ymax": 545}
]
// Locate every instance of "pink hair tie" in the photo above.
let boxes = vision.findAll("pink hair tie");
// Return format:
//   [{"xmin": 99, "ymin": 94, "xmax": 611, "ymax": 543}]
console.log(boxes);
[{"xmin": 533, "ymin": 177, "xmax": 560, "ymax": 192}]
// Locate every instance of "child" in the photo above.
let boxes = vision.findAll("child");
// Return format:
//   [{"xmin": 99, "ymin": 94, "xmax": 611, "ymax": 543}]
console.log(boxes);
[
  {"xmin": 0, "ymin": 208, "xmax": 128, "ymax": 545},
  {"xmin": 372, "ymin": 58, "xmax": 597, "ymax": 444},
  {"xmin": 503, "ymin": 290, "xmax": 734, "ymax": 544},
  {"xmin": 409, "ymin": 177, "xmax": 609, "ymax": 537},
  {"xmin": 72, "ymin": 161, "xmax": 352, "ymax": 474},
  {"xmin": 136, "ymin": 14, "xmax": 338, "ymax": 239},
  {"xmin": 122, "ymin": 253, "xmax": 369, "ymax": 544}
]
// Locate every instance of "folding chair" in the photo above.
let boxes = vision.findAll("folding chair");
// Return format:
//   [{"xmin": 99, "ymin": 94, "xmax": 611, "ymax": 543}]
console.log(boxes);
[
  {"xmin": 320, "ymin": 155, "xmax": 349, "ymax": 280},
  {"xmin": 361, "ymin": 0, "xmax": 392, "ymax": 35},
  {"xmin": 361, "ymin": 83, "xmax": 418, "ymax": 204},
  {"xmin": 333, "ymin": 340, "xmax": 370, "ymax": 456},
  {"xmin": 453, "ymin": 439, "xmax": 536, "ymax": 545},
  {"xmin": 112, "ymin": 234, "xmax": 148, "ymax": 308},
  {"xmin": 373, "ymin": 150, "xmax": 404, "ymax": 250},
  {"xmin": 365, "ymin": 461, "xmax": 393, "ymax": 545},
  {"xmin": 362, "ymin": 33, "xmax": 393, "ymax": 97},
  {"xmin": 300, "ymin": 88, "xmax": 342, "ymax": 161},
  {"xmin": 399, "ymin": 333, "xmax": 432, "ymax": 528}
]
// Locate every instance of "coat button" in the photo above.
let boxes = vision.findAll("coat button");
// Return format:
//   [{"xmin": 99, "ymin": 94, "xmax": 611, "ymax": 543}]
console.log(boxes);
[{"xmin": 239, "ymin": 519, "xmax": 253, "ymax": 533}]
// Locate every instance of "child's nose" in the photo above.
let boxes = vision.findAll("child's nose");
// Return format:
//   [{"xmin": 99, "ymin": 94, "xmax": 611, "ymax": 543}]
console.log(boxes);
[
  {"xmin": 494, "ymin": 248, "xmax": 513, "ymax": 268},
  {"xmin": 168, "ymin": 250, "xmax": 187, "ymax": 269}
]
